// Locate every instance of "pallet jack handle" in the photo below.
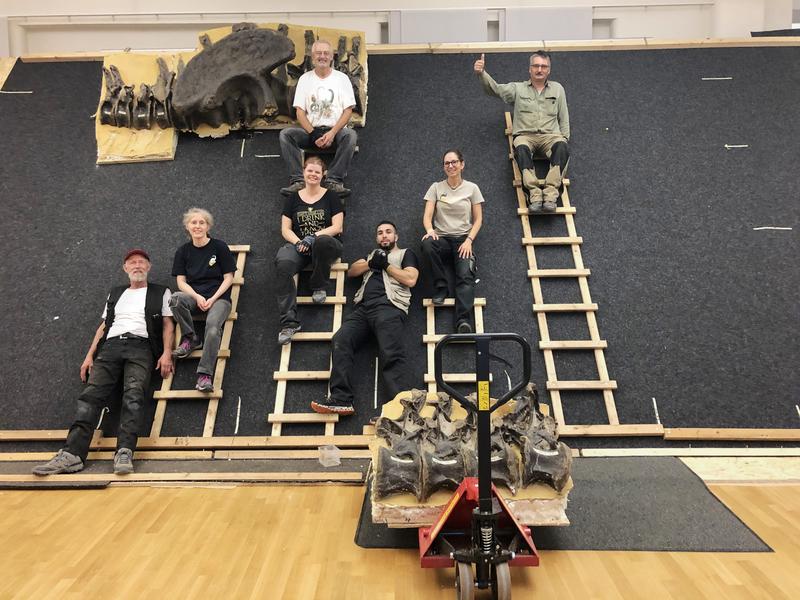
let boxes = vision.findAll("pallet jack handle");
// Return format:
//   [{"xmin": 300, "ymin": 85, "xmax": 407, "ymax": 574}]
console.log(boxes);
[{"xmin": 433, "ymin": 333, "xmax": 531, "ymax": 415}]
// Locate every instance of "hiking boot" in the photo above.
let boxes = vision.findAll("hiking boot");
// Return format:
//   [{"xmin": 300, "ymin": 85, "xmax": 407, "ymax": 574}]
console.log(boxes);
[
  {"xmin": 432, "ymin": 289, "xmax": 447, "ymax": 306},
  {"xmin": 457, "ymin": 321, "xmax": 473, "ymax": 334},
  {"xmin": 527, "ymin": 199, "xmax": 544, "ymax": 214},
  {"xmin": 324, "ymin": 180, "xmax": 351, "ymax": 197},
  {"xmin": 280, "ymin": 181, "xmax": 305, "ymax": 196},
  {"xmin": 311, "ymin": 397, "xmax": 355, "ymax": 416},
  {"xmin": 542, "ymin": 199, "xmax": 557, "ymax": 212},
  {"xmin": 195, "ymin": 374, "xmax": 213, "ymax": 392},
  {"xmin": 312, "ymin": 289, "xmax": 327, "ymax": 304},
  {"xmin": 278, "ymin": 324, "xmax": 301, "ymax": 345},
  {"xmin": 32, "ymin": 449, "xmax": 84, "ymax": 476},
  {"xmin": 173, "ymin": 334, "xmax": 202, "ymax": 359},
  {"xmin": 113, "ymin": 448, "xmax": 134, "ymax": 475}
]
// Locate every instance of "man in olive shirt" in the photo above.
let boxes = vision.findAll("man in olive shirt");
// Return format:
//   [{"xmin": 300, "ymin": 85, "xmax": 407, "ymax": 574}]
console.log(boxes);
[{"xmin": 474, "ymin": 50, "xmax": 570, "ymax": 213}]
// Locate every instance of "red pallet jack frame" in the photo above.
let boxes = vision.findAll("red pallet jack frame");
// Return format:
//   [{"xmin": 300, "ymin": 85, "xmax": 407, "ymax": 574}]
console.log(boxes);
[{"xmin": 419, "ymin": 333, "xmax": 540, "ymax": 599}]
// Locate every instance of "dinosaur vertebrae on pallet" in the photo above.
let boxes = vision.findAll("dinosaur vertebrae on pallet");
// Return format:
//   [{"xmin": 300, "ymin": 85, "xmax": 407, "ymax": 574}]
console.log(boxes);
[
  {"xmin": 373, "ymin": 385, "xmax": 572, "ymax": 502},
  {"xmin": 99, "ymin": 24, "xmax": 365, "ymax": 130}
]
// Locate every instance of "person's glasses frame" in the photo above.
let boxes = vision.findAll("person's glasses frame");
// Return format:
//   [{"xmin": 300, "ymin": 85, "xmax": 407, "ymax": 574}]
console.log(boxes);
[{"xmin": 443, "ymin": 160, "xmax": 462, "ymax": 167}]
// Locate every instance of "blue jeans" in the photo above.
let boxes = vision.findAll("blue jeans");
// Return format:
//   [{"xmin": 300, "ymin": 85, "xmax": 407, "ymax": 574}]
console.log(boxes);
[{"xmin": 279, "ymin": 126, "xmax": 357, "ymax": 183}]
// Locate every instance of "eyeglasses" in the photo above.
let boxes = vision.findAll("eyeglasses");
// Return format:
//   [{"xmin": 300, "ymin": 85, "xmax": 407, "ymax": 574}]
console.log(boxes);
[{"xmin": 443, "ymin": 160, "xmax": 461, "ymax": 167}]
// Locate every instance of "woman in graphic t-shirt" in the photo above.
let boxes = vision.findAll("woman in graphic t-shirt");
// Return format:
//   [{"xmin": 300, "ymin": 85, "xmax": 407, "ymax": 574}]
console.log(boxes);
[
  {"xmin": 421, "ymin": 149, "xmax": 484, "ymax": 333},
  {"xmin": 275, "ymin": 155, "xmax": 344, "ymax": 345},
  {"xmin": 169, "ymin": 208, "xmax": 237, "ymax": 392}
]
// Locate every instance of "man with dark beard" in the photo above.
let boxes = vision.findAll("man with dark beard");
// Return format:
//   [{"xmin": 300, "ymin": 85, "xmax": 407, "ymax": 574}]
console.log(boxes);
[
  {"xmin": 33, "ymin": 249, "xmax": 174, "ymax": 476},
  {"xmin": 311, "ymin": 221, "xmax": 419, "ymax": 416}
]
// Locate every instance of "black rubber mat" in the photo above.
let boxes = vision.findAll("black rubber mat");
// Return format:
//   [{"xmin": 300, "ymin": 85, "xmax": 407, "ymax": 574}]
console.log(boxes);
[{"xmin": 355, "ymin": 457, "xmax": 771, "ymax": 552}]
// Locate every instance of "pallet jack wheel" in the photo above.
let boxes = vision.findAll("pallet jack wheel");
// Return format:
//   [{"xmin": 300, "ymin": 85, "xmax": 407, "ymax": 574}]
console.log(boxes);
[
  {"xmin": 455, "ymin": 562, "xmax": 475, "ymax": 600},
  {"xmin": 491, "ymin": 562, "xmax": 511, "ymax": 600}
]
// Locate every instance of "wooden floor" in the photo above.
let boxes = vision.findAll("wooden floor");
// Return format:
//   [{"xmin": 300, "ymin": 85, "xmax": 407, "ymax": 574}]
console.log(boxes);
[{"xmin": 0, "ymin": 483, "xmax": 798, "ymax": 599}]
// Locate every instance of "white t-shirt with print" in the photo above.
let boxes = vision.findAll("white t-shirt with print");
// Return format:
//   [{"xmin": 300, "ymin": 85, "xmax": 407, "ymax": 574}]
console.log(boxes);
[
  {"xmin": 102, "ymin": 287, "xmax": 172, "ymax": 340},
  {"xmin": 293, "ymin": 69, "xmax": 356, "ymax": 128}
]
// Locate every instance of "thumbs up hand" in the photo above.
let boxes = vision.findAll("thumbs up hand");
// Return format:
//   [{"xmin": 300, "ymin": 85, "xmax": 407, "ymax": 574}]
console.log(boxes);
[{"xmin": 473, "ymin": 53, "xmax": 485, "ymax": 74}]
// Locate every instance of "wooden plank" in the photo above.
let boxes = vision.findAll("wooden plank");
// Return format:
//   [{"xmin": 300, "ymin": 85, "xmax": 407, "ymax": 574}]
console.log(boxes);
[
  {"xmin": 547, "ymin": 380, "xmax": 617, "ymax": 391},
  {"xmin": 522, "ymin": 236, "xmax": 582, "ymax": 246},
  {"xmin": 559, "ymin": 424, "xmax": 664, "ymax": 437},
  {"xmin": 267, "ymin": 414, "xmax": 339, "ymax": 424},
  {"xmin": 88, "ymin": 435, "xmax": 371, "ymax": 449},
  {"xmin": 533, "ymin": 303, "xmax": 598, "ymax": 312},
  {"xmin": 528, "ymin": 268, "xmax": 590, "ymax": 278},
  {"xmin": 213, "ymin": 449, "xmax": 372, "ymax": 460},
  {"xmin": 540, "ymin": 340, "xmax": 607, "ymax": 350},
  {"xmin": 296, "ymin": 296, "xmax": 346, "ymax": 305},
  {"xmin": 153, "ymin": 390, "xmax": 223, "ymax": 399},
  {"xmin": 681, "ymin": 457, "xmax": 800, "ymax": 483},
  {"xmin": 291, "ymin": 331, "xmax": 335, "ymax": 342},
  {"xmin": 423, "ymin": 373, "xmax": 493, "ymax": 384},
  {"xmin": 0, "ymin": 472, "xmax": 364, "ymax": 483},
  {"xmin": 516, "ymin": 206, "xmax": 576, "ymax": 215},
  {"xmin": 273, "ymin": 370, "xmax": 330, "ymax": 381},
  {"xmin": 422, "ymin": 298, "xmax": 486, "ymax": 307},
  {"xmin": 580, "ymin": 448, "xmax": 800, "ymax": 458},
  {"xmin": 0, "ymin": 57, "xmax": 18, "ymax": 90},
  {"xmin": 664, "ymin": 428, "xmax": 800, "ymax": 442},
  {"xmin": 0, "ymin": 430, "xmax": 68, "ymax": 441},
  {"xmin": 0, "ymin": 451, "xmax": 214, "ymax": 461},
  {"xmin": 227, "ymin": 245, "xmax": 251, "ymax": 252},
  {"xmin": 187, "ymin": 348, "xmax": 231, "ymax": 359}
]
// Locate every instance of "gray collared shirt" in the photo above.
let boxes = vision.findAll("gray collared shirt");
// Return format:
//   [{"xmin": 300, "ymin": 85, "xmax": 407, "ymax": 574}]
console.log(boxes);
[{"xmin": 479, "ymin": 70, "xmax": 570, "ymax": 139}]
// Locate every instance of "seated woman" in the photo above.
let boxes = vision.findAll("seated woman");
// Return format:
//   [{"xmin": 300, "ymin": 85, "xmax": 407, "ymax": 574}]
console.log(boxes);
[
  {"xmin": 421, "ymin": 149, "xmax": 484, "ymax": 333},
  {"xmin": 275, "ymin": 155, "xmax": 344, "ymax": 344},
  {"xmin": 169, "ymin": 208, "xmax": 237, "ymax": 392}
]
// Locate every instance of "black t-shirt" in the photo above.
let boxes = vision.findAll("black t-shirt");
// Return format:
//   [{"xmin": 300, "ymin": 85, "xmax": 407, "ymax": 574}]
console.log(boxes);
[
  {"xmin": 282, "ymin": 190, "xmax": 344, "ymax": 239},
  {"xmin": 362, "ymin": 248, "xmax": 419, "ymax": 308},
  {"xmin": 172, "ymin": 238, "xmax": 237, "ymax": 302}
]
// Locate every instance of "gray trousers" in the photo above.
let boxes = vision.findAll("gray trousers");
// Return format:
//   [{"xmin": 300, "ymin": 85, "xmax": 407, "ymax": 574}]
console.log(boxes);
[
  {"xmin": 169, "ymin": 291, "xmax": 232, "ymax": 376},
  {"xmin": 279, "ymin": 126, "xmax": 357, "ymax": 184}
]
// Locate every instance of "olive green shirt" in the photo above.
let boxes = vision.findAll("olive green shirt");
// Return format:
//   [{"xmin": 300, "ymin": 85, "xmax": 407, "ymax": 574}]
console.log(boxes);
[{"xmin": 478, "ymin": 70, "xmax": 570, "ymax": 139}]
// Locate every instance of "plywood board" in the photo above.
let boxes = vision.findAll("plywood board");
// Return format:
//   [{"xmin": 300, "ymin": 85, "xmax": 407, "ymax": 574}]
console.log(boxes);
[{"xmin": 0, "ymin": 57, "xmax": 18, "ymax": 90}]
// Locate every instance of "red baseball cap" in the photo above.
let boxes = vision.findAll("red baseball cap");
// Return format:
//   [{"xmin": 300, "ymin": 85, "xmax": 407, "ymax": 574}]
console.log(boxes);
[{"xmin": 123, "ymin": 248, "xmax": 151, "ymax": 262}]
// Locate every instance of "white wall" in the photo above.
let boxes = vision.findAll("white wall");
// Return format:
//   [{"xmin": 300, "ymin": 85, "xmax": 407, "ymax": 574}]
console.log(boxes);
[{"xmin": 0, "ymin": 1, "xmax": 797, "ymax": 56}]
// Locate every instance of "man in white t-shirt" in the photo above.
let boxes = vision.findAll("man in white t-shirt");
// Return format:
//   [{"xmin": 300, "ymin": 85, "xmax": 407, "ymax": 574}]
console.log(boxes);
[
  {"xmin": 279, "ymin": 39, "xmax": 357, "ymax": 197},
  {"xmin": 33, "ymin": 249, "xmax": 175, "ymax": 477}
]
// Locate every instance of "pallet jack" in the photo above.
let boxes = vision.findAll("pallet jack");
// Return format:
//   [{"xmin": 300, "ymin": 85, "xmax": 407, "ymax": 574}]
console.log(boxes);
[{"xmin": 419, "ymin": 333, "xmax": 539, "ymax": 600}]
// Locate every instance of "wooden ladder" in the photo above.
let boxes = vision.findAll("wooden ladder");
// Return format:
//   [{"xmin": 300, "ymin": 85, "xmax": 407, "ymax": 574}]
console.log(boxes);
[
  {"xmin": 504, "ymin": 113, "xmax": 662, "ymax": 437},
  {"xmin": 422, "ymin": 297, "xmax": 488, "ymax": 393},
  {"xmin": 150, "ymin": 244, "xmax": 251, "ymax": 438},
  {"xmin": 269, "ymin": 261, "xmax": 349, "ymax": 436}
]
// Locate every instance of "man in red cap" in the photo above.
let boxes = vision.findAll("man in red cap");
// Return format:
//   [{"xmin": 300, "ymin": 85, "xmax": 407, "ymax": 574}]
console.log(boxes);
[{"xmin": 33, "ymin": 249, "xmax": 175, "ymax": 476}]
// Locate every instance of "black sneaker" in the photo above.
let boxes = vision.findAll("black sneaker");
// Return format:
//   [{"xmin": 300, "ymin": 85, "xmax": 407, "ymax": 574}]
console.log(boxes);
[
  {"xmin": 114, "ymin": 448, "xmax": 134, "ymax": 475},
  {"xmin": 311, "ymin": 397, "xmax": 355, "ymax": 415},
  {"xmin": 325, "ymin": 180, "xmax": 351, "ymax": 197},
  {"xmin": 32, "ymin": 449, "xmax": 84, "ymax": 476},
  {"xmin": 280, "ymin": 181, "xmax": 305, "ymax": 196},
  {"xmin": 432, "ymin": 289, "xmax": 447, "ymax": 306},
  {"xmin": 457, "ymin": 321, "xmax": 473, "ymax": 334}
]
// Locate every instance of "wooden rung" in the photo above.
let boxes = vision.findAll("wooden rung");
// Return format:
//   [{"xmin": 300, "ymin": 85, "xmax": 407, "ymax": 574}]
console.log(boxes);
[
  {"xmin": 0, "ymin": 430, "xmax": 69, "ymax": 441},
  {"xmin": 533, "ymin": 303, "xmax": 598, "ymax": 312},
  {"xmin": 213, "ymin": 449, "xmax": 372, "ymax": 459},
  {"xmin": 422, "ymin": 298, "xmax": 487, "ymax": 307},
  {"xmin": 187, "ymin": 349, "xmax": 231, "ymax": 359},
  {"xmin": 232, "ymin": 276, "xmax": 245, "ymax": 285},
  {"xmin": 516, "ymin": 207, "xmax": 576, "ymax": 215},
  {"xmin": 547, "ymin": 380, "xmax": 617, "ymax": 390},
  {"xmin": 268, "ymin": 413, "xmax": 339, "ymax": 424},
  {"xmin": 228, "ymin": 245, "xmax": 251, "ymax": 252},
  {"xmin": 296, "ymin": 296, "xmax": 346, "ymax": 305},
  {"xmin": 424, "ymin": 373, "xmax": 493, "ymax": 383},
  {"xmin": 273, "ymin": 370, "xmax": 331, "ymax": 381},
  {"xmin": 153, "ymin": 389, "xmax": 224, "ymax": 399},
  {"xmin": 423, "ymin": 334, "xmax": 484, "ymax": 344},
  {"xmin": 559, "ymin": 424, "xmax": 664, "ymax": 437},
  {"xmin": 664, "ymin": 428, "xmax": 800, "ymax": 442},
  {"xmin": 528, "ymin": 268, "xmax": 590, "ymax": 278},
  {"xmin": 539, "ymin": 340, "xmax": 607, "ymax": 350},
  {"xmin": 291, "ymin": 331, "xmax": 335, "ymax": 342},
  {"xmin": 522, "ymin": 236, "xmax": 582, "ymax": 246},
  {"xmin": 0, "ymin": 472, "xmax": 364, "ymax": 484},
  {"xmin": 330, "ymin": 263, "xmax": 349, "ymax": 271},
  {"xmin": 90, "ymin": 434, "xmax": 372, "ymax": 449}
]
